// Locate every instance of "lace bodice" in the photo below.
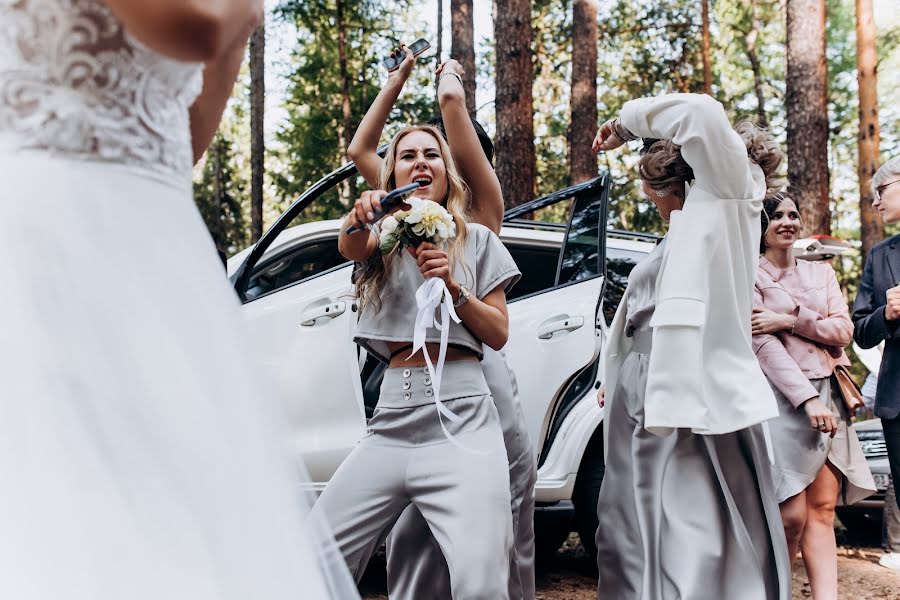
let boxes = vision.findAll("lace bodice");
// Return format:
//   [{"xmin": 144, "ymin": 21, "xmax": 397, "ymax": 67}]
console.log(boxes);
[{"xmin": 0, "ymin": 0, "xmax": 203, "ymax": 185}]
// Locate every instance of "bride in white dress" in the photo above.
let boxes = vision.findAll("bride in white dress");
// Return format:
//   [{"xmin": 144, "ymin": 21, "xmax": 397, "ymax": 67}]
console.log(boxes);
[{"xmin": 0, "ymin": 1, "xmax": 357, "ymax": 598}]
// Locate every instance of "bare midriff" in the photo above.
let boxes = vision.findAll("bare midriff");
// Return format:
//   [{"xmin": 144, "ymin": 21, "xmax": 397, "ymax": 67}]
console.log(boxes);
[{"xmin": 386, "ymin": 341, "xmax": 479, "ymax": 369}]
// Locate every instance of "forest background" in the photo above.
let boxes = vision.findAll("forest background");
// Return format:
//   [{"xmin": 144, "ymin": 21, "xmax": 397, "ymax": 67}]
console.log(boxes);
[{"xmin": 194, "ymin": 0, "xmax": 900, "ymax": 313}]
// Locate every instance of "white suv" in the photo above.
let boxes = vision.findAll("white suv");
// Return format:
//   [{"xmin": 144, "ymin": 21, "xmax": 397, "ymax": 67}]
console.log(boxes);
[{"xmin": 227, "ymin": 165, "xmax": 656, "ymax": 558}]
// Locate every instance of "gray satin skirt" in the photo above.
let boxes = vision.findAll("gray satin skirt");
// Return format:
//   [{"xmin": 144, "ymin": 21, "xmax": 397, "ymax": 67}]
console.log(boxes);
[
  {"xmin": 767, "ymin": 377, "xmax": 876, "ymax": 505},
  {"xmin": 595, "ymin": 340, "xmax": 791, "ymax": 600}
]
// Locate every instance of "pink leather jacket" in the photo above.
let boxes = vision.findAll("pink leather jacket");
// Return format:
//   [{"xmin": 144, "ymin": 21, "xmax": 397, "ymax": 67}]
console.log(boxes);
[{"xmin": 752, "ymin": 257, "xmax": 853, "ymax": 408}]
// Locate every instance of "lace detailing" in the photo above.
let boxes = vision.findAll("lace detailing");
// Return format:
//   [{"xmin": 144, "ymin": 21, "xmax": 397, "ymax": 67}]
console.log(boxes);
[{"xmin": 0, "ymin": 0, "xmax": 203, "ymax": 183}]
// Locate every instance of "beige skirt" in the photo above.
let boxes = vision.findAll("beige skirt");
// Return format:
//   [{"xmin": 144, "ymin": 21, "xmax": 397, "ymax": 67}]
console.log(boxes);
[{"xmin": 767, "ymin": 377, "xmax": 877, "ymax": 505}]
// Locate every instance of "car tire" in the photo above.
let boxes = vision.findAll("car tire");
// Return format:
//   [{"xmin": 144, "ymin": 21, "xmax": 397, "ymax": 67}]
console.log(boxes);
[{"xmin": 572, "ymin": 430, "xmax": 605, "ymax": 563}]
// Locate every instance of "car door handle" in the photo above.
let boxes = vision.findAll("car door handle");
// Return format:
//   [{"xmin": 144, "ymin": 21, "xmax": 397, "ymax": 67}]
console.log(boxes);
[
  {"xmin": 537, "ymin": 316, "xmax": 584, "ymax": 339},
  {"xmin": 300, "ymin": 301, "xmax": 347, "ymax": 326}
]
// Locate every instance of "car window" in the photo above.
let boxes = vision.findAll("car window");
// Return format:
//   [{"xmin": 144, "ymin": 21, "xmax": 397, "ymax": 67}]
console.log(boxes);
[
  {"xmin": 601, "ymin": 246, "xmax": 648, "ymax": 325},
  {"xmin": 559, "ymin": 192, "xmax": 603, "ymax": 286},
  {"xmin": 505, "ymin": 243, "xmax": 560, "ymax": 300},
  {"xmin": 245, "ymin": 237, "xmax": 349, "ymax": 300}
]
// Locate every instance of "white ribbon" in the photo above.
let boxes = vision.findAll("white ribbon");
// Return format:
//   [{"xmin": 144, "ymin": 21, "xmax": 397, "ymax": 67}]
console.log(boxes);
[{"xmin": 409, "ymin": 278, "xmax": 490, "ymax": 455}]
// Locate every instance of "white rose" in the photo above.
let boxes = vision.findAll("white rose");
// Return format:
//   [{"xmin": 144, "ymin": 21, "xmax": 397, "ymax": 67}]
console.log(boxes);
[{"xmin": 380, "ymin": 215, "xmax": 399, "ymax": 235}]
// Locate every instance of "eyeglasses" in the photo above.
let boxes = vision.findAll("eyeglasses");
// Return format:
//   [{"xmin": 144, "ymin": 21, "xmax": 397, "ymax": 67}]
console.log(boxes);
[{"xmin": 875, "ymin": 179, "xmax": 900, "ymax": 200}]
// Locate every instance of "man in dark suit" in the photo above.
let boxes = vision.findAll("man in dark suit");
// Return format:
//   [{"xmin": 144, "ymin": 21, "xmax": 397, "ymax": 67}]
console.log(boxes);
[{"xmin": 853, "ymin": 155, "xmax": 900, "ymax": 511}]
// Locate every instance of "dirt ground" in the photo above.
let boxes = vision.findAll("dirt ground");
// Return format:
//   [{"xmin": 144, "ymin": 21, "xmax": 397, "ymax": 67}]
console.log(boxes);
[{"xmin": 361, "ymin": 529, "xmax": 900, "ymax": 599}]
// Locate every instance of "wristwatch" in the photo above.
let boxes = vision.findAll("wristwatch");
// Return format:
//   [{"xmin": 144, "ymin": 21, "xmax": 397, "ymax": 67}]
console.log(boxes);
[{"xmin": 453, "ymin": 285, "xmax": 470, "ymax": 308}]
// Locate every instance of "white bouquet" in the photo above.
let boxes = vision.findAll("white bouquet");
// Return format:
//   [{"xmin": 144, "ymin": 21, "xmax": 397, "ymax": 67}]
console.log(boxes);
[{"xmin": 378, "ymin": 198, "xmax": 456, "ymax": 255}]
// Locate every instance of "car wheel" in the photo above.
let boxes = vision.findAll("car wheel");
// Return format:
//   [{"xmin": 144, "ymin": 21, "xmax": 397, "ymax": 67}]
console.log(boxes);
[{"xmin": 572, "ymin": 430, "xmax": 605, "ymax": 563}]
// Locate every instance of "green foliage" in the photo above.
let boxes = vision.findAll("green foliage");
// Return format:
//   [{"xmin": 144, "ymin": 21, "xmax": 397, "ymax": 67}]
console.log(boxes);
[
  {"xmin": 192, "ymin": 0, "xmax": 900, "ymax": 262},
  {"xmin": 532, "ymin": 0, "xmax": 571, "ymax": 198},
  {"xmin": 193, "ymin": 132, "xmax": 249, "ymax": 257},
  {"xmin": 594, "ymin": 0, "xmax": 712, "ymax": 235},
  {"xmin": 273, "ymin": 0, "xmax": 437, "ymax": 226}
]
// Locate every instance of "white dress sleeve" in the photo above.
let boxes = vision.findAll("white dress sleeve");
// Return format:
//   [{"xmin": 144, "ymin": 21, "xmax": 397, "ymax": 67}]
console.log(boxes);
[{"xmin": 619, "ymin": 93, "xmax": 755, "ymax": 200}]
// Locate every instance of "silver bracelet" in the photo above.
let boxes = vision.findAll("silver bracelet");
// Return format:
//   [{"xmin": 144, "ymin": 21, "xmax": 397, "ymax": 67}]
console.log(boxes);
[
  {"xmin": 612, "ymin": 118, "xmax": 639, "ymax": 142},
  {"xmin": 439, "ymin": 71, "xmax": 463, "ymax": 85}
]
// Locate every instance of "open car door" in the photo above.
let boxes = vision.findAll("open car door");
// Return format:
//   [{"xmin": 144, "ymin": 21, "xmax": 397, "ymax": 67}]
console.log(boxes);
[
  {"xmin": 500, "ymin": 175, "xmax": 609, "ymax": 457},
  {"xmin": 231, "ymin": 166, "xmax": 365, "ymax": 491}
]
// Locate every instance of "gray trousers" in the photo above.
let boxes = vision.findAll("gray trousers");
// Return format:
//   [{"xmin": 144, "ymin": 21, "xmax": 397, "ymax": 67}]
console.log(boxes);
[
  {"xmin": 311, "ymin": 361, "xmax": 513, "ymax": 600},
  {"xmin": 885, "ymin": 483, "xmax": 900, "ymax": 553},
  {"xmin": 385, "ymin": 347, "xmax": 537, "ymax": 599},
  {"xmin": 597, "ymin": 336, "xmax": 791, "ymax": 600}
]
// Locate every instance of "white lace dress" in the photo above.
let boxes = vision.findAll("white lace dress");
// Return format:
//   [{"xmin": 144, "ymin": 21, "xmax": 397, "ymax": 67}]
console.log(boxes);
[{"xmin": 0, "ymin": 1, "xmax": 357, "ymax": 598}]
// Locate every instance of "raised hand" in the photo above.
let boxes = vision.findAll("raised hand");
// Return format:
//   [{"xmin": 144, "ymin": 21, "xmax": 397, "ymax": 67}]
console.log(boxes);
[
  {"xmin": 436, "ymin": 59, "xmax": 465, "ymax": 81},
  {"xmin": 388, "ymin": 45, "xmax": 416, "ymax": 81},
  {"xmin": 592, "ymin": 118, "xmax": 627, "ymax": 153}
]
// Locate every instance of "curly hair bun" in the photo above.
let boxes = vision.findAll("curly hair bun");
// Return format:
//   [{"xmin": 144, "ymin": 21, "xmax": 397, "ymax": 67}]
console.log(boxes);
[
  {"xmin": 637, "ymin": 122, "xmax": 786, "ymax": 197},
  {"xmin": 733, "ymin": 122, "xmax": 785, "ymax": 195},
  {"xmin": 638, "ymin": 140, "xmax": 694, "ymax": 195}
]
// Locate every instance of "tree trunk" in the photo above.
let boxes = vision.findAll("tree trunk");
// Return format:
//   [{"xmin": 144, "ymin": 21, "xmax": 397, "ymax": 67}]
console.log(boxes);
[
  {"xmin": 856, "ymin": 0, "xmax": 882, "ymax": 261},
  {"xmin": 249, "ymin": 23, "xmax": 265, "ymax": 243},
  {"xmin": 494, "ymin": 0, "xmax": 536, "ymax": 209},
  {"xmin": 701, "ymin": 0, "xmax": 712, "ymax": 95},
  {"xmin": 569, "ymin": 0, "xmax": 598, "ymax": 184},
  {"xmin": 211, "ymin": 135, "xmax": 226, "ymax": 255},
  {"xmin": 745, "ymin": 0, "xmax": 768, "ymax": 127},
  {"xmin": 336, "ymin": 0, "xmax": 356, "ymax": 204},
  {"xmin": 451, "ymin": 0, "xmax": 476, "ymax": 117},
  {"xmin": 785, "ymin": 0, "xmax": 831, "ymax": 236},
  {"xmin": 436, "ymin": 0, "xmax": 443, "ymax": 102}
]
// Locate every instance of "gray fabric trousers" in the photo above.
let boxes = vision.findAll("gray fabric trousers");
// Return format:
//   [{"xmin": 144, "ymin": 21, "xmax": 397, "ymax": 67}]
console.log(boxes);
[
  {"xmin": 596, "ymin": 334, "xmax": 792, "ymax": 600},
  {"xmin": 385, "ymin": 347, "xmax": 537, "ymax": 600},
  {"xmin": 311, "ymin": 361, "xmax": 513, "ymax": 600},
  {"xmin": 884, "ymin": 483, "xmax": 900, "ymax": 553}
]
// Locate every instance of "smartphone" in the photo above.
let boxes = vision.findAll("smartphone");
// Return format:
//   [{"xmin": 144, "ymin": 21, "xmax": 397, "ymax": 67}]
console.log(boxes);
[
  {"xmin": 382, "ymin": 38, "xmax": 431, "ymax": 72},
  {"xmin": 346, "ymin": 182, "xmax": 421, "ymax": 234}
]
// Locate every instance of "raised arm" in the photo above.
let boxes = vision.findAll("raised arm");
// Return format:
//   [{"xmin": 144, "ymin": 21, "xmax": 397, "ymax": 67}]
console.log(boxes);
[
  {"xmin": 616, "ymin": 94, "xmax": 753, "ymax": 199},
  {"xmin": 792, "ymin": 265, "xmax": 853, "ymax": 349},
  {"xmin": 348, "ymin": 47, "xmax": 417, "ymax": 187},
  {"xmin": 188, "ymin": 33, "xmax": 254, "ymax": 163},
  {"xmin": 104, "ymin": 0, "xmax": 262, "ymax": 62},
  {"xmin": 436, "ymin": 61, "xmax": 504, "ymax": 234}
]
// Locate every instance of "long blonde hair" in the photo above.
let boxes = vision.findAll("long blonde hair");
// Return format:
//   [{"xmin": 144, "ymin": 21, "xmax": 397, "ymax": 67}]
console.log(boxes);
[{"xmin": 355, "ymin": 125, "xmax": 471, "ymax": 312}]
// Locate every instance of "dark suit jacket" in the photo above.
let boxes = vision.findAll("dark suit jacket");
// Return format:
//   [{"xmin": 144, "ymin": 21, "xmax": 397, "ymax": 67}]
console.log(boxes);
[{"xmin": 852, "ymin": 234, "xmax": 900, "ymax": 419}]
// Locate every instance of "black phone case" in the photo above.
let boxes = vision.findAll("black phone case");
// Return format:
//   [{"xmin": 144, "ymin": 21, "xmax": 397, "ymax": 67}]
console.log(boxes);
[
  {"xmin": 345, "ymin": 183, "xmax": 420, "ymax": 234},
  {"xmin": 382, "ymin": 39, "xmax": 430, "ymax": 72}
]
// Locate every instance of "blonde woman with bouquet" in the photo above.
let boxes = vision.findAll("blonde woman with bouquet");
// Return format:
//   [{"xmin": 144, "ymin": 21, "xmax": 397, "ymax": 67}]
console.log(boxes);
[
  {"xmin": 310, "ymin": 118, "xmax": 520, "ymax": 598},
  {"xmin": 345, "ymin": 45, "xmax": 536, "ymax": 600}
]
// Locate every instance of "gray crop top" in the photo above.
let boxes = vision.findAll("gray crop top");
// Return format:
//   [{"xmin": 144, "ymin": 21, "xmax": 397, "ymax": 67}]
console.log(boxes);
[{"xmin": 354, "ymin": 223, "xmax": 521, "ymax": 362}]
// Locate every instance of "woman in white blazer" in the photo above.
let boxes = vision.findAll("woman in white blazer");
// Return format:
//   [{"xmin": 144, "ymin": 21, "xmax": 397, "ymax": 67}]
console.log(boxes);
[{"xmin": 591, "ymin": 93, "xmax": 791, "ymax": 600}]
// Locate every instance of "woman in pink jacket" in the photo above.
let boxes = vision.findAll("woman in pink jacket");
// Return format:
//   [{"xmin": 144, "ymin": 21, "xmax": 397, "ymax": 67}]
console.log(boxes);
[{"xmin": 752, "ymin": 192, "xmax": 875, "ymax": 599}]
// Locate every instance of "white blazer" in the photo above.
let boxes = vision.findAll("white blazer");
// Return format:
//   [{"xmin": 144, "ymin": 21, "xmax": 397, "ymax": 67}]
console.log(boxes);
[{"xmin": 604, "ymin": 93, "xmax": 778, "ymax": 438}]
